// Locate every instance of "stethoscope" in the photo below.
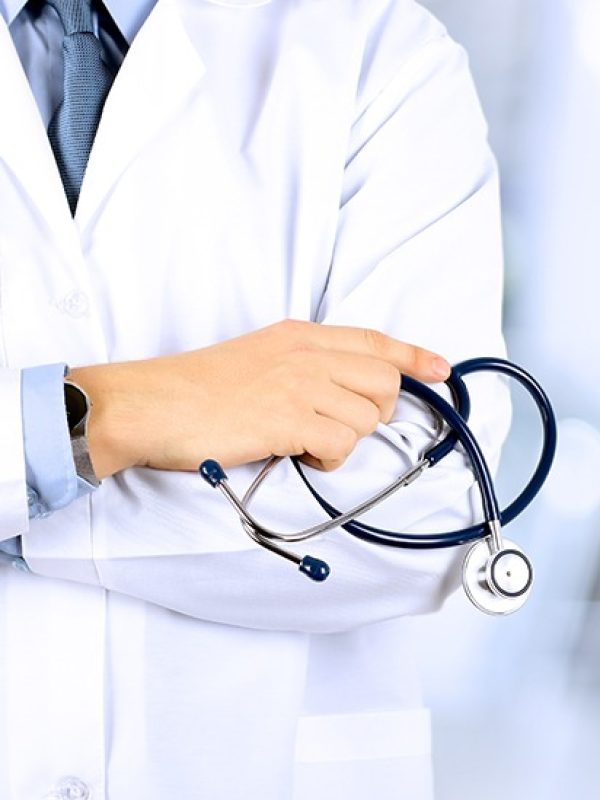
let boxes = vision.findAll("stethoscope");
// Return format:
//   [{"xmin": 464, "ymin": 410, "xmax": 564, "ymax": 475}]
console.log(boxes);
[{"xmin": 199, "ymin": 357, "xmax": 557, "ymax": 616}]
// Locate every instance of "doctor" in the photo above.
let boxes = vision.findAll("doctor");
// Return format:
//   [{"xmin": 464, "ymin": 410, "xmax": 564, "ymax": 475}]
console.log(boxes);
[{"xmin": 0, "ymin": 0, "xmax": 510, "ymax": 798}]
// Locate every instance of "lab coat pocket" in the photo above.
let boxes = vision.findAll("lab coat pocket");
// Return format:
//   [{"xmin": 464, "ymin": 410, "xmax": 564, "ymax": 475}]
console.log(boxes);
[{"xmin": 293, "ymin": 708, "xmax": 434, "ymax": 800}]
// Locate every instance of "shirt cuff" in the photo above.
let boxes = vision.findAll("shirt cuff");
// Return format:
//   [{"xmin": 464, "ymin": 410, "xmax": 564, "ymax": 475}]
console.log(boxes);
[{"xmin": 22, "ymin": 363, "xmax": 97, "ymax": 519}]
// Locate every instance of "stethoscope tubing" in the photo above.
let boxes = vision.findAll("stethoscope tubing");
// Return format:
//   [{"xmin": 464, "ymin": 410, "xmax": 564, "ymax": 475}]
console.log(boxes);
[
  {"xmin": 455, "ymin": 358, "xmax": 557, "ymax": 524},
  {"xmin": 290, "ymin": 357, "xmax": 557, "ymax": 548}
]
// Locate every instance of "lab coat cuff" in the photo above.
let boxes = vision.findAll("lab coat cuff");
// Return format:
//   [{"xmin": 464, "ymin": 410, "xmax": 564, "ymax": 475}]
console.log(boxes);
[{"xmin": 22, "ymin": 363, "xmax": 83, "ymax": 516}]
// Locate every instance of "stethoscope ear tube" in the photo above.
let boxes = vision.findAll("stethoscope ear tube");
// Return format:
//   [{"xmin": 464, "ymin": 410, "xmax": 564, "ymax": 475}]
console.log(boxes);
[{"xmin": 200, "ymin": 459, "xmax": 331, "ymax": 581}]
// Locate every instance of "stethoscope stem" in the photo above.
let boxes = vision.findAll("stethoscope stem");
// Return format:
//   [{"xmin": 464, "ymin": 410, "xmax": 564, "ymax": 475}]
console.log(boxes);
[
  {"xmin": 202, "ymin": 462, "xmax": 329, "ymax": 579},
  {"xmin": 487, "ymin": 519, "xmax": 503, "ymax": 554}
]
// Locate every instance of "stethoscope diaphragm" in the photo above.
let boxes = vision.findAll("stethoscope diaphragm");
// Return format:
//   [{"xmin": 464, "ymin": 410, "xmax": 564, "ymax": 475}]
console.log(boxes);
[{"xmin": 462, "ymin": 538, "xmax": 534, "ymax": 615}]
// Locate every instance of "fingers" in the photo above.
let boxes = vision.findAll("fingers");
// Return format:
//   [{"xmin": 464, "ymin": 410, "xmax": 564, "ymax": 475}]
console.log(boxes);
[
  {"xmin": 298, "ymin": 453, "xmax": 347, "ymax": 473},
  {"xmin": 262, "ymin": 327, "xmax": 446, "ymax": 472},
  {"xmin": 280, "ymin": 320, "xmax": 450, "ymax": 382},
  {"xmin": 300, "ymin": 387, "xmax": 379, "ymax": 472},
  {"xmin": 299, "ymin": 413, "xmax": 358, "ymax": 468},
  {"xmin": 326, "ymin": 351, "xmax": 401, "ymax": 423},
  {"xmin": 292, "ymin": 381, "xmax": 389, "ymax": 473},
  {"xmin": 313, "ymin": 383, "xmax": 382, "ymax": 438}
]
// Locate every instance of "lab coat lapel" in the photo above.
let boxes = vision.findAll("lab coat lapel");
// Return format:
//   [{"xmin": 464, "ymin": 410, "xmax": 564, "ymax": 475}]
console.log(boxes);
[
  {"xmin": 75, "ymin": 0, "xmax": 207, "ymax": 230},
  {"xmin": 0, "ymin": 19, "xmax": 78, "ymax": 253}
]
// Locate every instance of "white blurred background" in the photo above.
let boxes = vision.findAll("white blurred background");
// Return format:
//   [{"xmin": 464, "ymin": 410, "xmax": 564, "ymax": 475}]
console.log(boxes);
[{"xmin": 415, "ymin": 1, "xmax": 600, "ymax": 798}]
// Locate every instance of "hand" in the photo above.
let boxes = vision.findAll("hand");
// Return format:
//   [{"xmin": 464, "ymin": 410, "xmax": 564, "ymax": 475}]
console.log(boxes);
[{"xmin": 68, "ymin": 320, "xmax": 450, "ymax": 479}]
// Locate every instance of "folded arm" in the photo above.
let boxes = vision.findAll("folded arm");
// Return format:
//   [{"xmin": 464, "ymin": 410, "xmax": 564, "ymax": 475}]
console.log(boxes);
[{"xmin": 8, "ymin": 13, "xmax": 511, "ymax": 632}]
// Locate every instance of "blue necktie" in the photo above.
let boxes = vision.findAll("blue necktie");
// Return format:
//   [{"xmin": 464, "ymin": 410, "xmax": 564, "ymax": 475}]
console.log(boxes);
[{"xmin": 46, "ymin": 0, "xmax": 114, "ymax": 214}]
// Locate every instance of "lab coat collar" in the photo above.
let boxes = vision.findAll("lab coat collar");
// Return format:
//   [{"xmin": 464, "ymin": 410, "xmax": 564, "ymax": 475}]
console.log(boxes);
[
  {"xmin": 0, "ymin": 16, "xmax": 79, "ymax": 254},
  {"xmin": 75, "ymin": 0, "xmax": 208, "ymax": 230},
  {"xmin": 0, "ymin": 0, "xmax": 206, "ymax": 240},
  {"xmin": 0, "ymin": 0, "xmax": 273, "ymax": 239},
  {"xmin": 76, "ymin": 0, "xmax": 270, "ymax": 231}
]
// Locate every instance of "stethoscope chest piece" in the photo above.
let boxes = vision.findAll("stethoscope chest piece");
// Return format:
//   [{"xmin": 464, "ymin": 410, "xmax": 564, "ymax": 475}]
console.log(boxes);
[{"xmin": 462, "ymin": 538, "xmax": 534, "ymax": 616}]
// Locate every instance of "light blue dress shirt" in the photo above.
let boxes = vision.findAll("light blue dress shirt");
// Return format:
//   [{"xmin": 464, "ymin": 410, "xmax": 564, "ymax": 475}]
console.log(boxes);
[{"xmin": 0, "ymin": 0, "xmax": 157, "ymax": 566}]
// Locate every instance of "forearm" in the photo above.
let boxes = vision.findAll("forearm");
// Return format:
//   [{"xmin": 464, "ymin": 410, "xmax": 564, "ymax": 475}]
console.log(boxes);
[{"xmin": 67, "ymin": 325, "xmax": 449, "ymax": 481}]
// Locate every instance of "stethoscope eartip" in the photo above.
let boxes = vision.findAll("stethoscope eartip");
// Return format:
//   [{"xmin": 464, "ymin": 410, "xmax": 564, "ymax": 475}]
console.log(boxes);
[
  {"xmin": 299, "ymin": 556, "xmax": 331, "ymax": 582},
  {"xmin": 199, "ymin": 459, "xmax": 228, "ymax": 487}
]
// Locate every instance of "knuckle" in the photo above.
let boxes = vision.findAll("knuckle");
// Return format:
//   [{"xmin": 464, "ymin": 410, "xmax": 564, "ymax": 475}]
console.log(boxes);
[
  {"xmin": 363, "ymin": 327, "xmax": 387, "ymax": 356},
  {"xmin": 320, "ymin": 458, "xmax": 345, "ymax": 473},
  {"xmin": 406, "ymin": 345, "xmax": 422, "ymax": 373},
  {"xmin": 272, "ymin": 415, "xmax": 308, "ymax": 458},
  {"xmin": 381, "ymin": 362, "xmax": 401, "ymax": 395},
  {"xmin": 310, "ymin": 423, "xmax": 358, "ymax": 465},
  {"xmin": 318, "ymin": 425, "xmax": 357, "ymax": 462},
  {"xmin": 277, "ymin": 318, "xmax": 310, "ymax": 342},
  {"xmin": 287, "ymin": 437, "xmax": 306, "ymax": 457},
  {"xmin": 276, "ymin": 323, "xmax": 318, "ymax": 360},
  {"xmin": 278, "ymin": 318, "xmax": 299, "ymax": 334},
  {"xmin": 335, "ymin": 426, "xmax": 358, "ymax": 459},
  {"xmin": 357, "ymin": 403, "xmax": 380, "ymax": 436},
  {"xmin": 368, "ymin": 365, "xmax": 399, "ymax": 421},
  {"xmin": 380, "ymin": 399, "xmax": 397, "ymax": 424},
  {"xmin": 288, "ymin": 342, "xmax": 316, "ymax": 360}
]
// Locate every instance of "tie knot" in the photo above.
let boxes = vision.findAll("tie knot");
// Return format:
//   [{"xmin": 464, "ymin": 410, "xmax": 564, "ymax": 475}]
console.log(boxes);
[{"xmin": 46, "ymin": 0, "xmax": 94, "ymax": 36}]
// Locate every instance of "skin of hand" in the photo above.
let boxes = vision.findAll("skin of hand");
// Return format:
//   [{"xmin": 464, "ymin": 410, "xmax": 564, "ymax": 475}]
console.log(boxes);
[{"xmin": 68, "ymin": 319, "xmax": 451, "ymax": 480}]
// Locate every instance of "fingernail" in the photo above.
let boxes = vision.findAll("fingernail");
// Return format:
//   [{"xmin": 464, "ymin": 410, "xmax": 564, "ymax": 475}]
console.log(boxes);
[{"xmin": 432, "ymin": 357, "xmax": 451, "ymax": 379}]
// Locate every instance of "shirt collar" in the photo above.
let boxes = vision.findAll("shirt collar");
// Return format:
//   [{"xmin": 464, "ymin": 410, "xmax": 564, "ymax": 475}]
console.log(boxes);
[{"xmin": 0, "ymin": 0, "xmax": 158, "ymax": 43}]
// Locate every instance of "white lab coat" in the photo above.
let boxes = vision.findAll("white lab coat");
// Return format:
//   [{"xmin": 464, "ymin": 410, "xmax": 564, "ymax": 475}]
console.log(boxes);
[{"xmin": 0, "ymin": 0, "xmax": 510, "ymax": 797}]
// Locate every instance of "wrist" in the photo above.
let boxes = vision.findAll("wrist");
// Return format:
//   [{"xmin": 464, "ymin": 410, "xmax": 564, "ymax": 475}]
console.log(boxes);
[
  {"xmin": 67, "ymin": 364, "xmax": 137, "ymax": 480},
  {"xmin": 63, "ymin": 379, "xmax": 101, "ymax": 488}
]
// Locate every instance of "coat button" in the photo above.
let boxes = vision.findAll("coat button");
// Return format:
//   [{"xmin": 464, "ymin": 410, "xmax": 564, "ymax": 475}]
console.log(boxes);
[
  {"xmin": 56, "ymin": 291, "xmax": 90, "ymax": 318},
  {"xmin": 27, "ymin": 487, "xmax": 51, "ymax": 519},
  {"xmin": 46, "ymin": 777, "xmax": 90, "ymax": 799}
]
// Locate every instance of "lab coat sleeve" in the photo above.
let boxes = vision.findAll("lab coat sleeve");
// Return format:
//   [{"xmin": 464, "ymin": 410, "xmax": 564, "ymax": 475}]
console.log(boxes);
[
  {"xmin": 24, "ymin": 11, "xmax": 512, "ymax": 632},
  {"xmin": 0, "ymin": 368, "xmax": 28, "ymax": 541}
]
